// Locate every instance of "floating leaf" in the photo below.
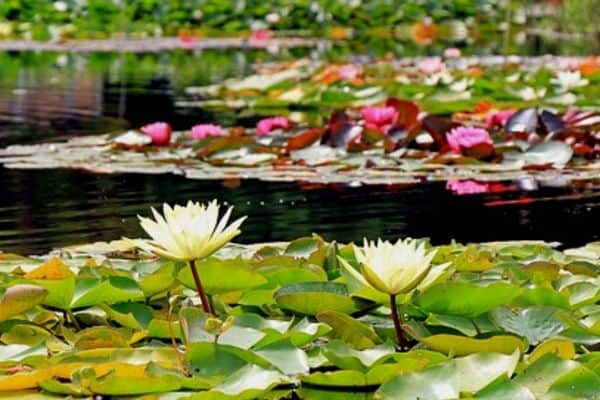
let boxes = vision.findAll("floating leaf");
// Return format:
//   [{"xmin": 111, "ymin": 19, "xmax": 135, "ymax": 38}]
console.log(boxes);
[
  {"xmin": 177, "ymin": 258, "xmax": 267, "ymax": 294},
  {"xmin": 376, "ymin": 360, "xmax": 459, "ymax": 400},
  {"xmin": 317, "ymin": 310, "xmax": 382, "ymax": 349},
  {"xmin": 418, "ymin": 334, "xmax": 527, "ymax": 356},
  {"xmin": 490, "ymin": 306, "xmax": 565, "ymax": 345},
  {"xmin": 505, "ymin": 108, "xmax": 538, "ymax": 133},
  {"xmin": 414, "ymin": 282, "xmax": 520, "ymax": 318},
  {"xmin": 0, "ymin": 285, "xmax": 47, "ymax": 321},
  {"xmin": 275, "ymin": 282, "xmax": 374, "ymax": 315}
]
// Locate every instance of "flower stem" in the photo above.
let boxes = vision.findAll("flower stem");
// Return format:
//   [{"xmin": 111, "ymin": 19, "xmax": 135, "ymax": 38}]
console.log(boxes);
[
  {"xmin": 389, "ymin": 294, "xmax": 405, "ymax": 350},
  {"xmin": 189, "ymin": 259, "xmax": 214, "ymax": 315}
]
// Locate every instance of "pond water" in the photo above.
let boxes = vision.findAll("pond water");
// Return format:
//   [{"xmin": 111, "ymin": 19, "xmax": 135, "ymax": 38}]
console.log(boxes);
[
  {"xmin": 1, "ymin": 37, "xmax": 599, "ymax": 254},
  {"xmin": 1, "ymin": 168, "xmax": 599, "ymax": 254}
]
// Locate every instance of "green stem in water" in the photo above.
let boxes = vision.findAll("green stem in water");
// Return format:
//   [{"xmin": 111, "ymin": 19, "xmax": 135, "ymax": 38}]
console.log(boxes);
[
  {"xmin": 189, "ymin": 259, "xmax": 214, "ymax": 315},
  {"xmin": 390, "ymin": 294, "xmax": 405, "ymax": 350}
]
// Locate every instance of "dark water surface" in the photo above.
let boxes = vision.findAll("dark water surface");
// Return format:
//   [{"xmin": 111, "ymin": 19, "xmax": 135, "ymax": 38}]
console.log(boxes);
[
  {"xmin": 0, "ymin": 45, "xmax": 599, "ymax": 254},
  {"xmin": 1, "ymin": 168, "xmax": 599, "ymax": 254}
]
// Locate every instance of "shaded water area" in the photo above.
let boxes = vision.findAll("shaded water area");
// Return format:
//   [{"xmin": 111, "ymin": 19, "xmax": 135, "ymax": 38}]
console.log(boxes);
[
  {"xmin": 1, "ymin": 168, "xmax": 599, "ymax": 254},
  {"xmin": 1, "ymin": 37, "xmax": 600, "ymax": 254}
]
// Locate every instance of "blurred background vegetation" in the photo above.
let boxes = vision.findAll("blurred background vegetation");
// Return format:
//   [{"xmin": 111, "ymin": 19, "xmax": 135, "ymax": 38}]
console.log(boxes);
[
  {"xmin": 0, "ymin": 0, "xmax": 511, "ymax": 40},
  {"xmin": 558, "ymin": 0, "xmax": 600, "ymax": 34}
]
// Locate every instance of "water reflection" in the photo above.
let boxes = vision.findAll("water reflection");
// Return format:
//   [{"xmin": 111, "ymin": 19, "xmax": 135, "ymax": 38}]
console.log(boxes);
[{"xmin": 1, "ymin": 168, "xmax": 599, "ymax": 254}]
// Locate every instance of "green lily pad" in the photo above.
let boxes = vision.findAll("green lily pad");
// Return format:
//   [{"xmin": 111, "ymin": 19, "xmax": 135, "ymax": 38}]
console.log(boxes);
[
  {"xmin": 316, "ymin": 310, "xmax": 382, "ymax": 350},
  {"xmin": 177, "ymin": 258, "xmax": 267, "ymax": 294},
  {"xmin": 0, "ymin": 285, "xmax": 47, "ymax": 321},
  {"xmin": 275, "ymin": 282, "xmax": 374, "ymax": 315},
  {"xmin": 490, "ymin": 306, "xmax": 565, "ymax": 345},
  {"xmin": 414, "ymin": 282, "xmax": 521, "ymax": 318}
]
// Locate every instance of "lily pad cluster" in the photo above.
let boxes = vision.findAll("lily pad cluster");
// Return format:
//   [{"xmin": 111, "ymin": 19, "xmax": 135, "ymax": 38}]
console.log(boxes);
[
  {"xmin": 181, "ymin": 56, "xmax": 600, "ymax": 113},
  {"xmin": 1, "ymin": 236, "xmax": 600, "ymax": 398},
  {"xmin": 2, "ymin": 95, "xmax": 600, "ymax": 187}
]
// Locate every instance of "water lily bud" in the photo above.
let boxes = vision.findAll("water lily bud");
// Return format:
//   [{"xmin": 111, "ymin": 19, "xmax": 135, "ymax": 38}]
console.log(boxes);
[
  {"xmin": 256, "ymin": 116, "xmax": 291, "ymax": 136},
  {"xmin": 140, "ymin": 122, "xmax": 171, "ymax": 146},
  {"xmin": 204, "ymin": 317, "xmax": 222, "ymax": 333}
]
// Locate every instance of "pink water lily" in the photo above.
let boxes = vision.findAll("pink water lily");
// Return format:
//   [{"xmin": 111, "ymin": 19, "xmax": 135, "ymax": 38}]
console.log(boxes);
[
  {"xmin": 141, "ymin": 122, "xmax": 171, "ymax": 146},
  {"xmin": 417, "ymin": 57, "xmax": 446, "ymax": 75},
  {"xmin": 361, "ymin": 105, "xmax": 398, "ymax": 133},
  {"xmin": 251, "ymin": 29, "xmax": 271, "ymax": 41},
  {"xmin": 190, "ymin": 124, "xmax": 228, "ymax": 140},
  {"xmin": 178, "ymin": 34, "xmax": 196, "ymax": 48},
  {"xmin": 256, "ymin": 116, "xmax": 291, "ymax": 136},
  {"xmin": 443, "ymin": 47, "xmax": 461, "ymax": 58},
  {"xmin": 446, "ymin": 126, "xmax": 492, "ymax": 152},
  {"xmin": 446, "ymin": 180, "xmax": 489, "ymax": 195},
  {"xmin": 558, "ymin": 57, "xmax": 581, "ymax": 71},
  {"xmin": 338, "ymin": 65, "xmax": 360, "ymax": 81},
  {"xmin": 486, "ymin": 109, "xmax": 516, "ymax": 129}
]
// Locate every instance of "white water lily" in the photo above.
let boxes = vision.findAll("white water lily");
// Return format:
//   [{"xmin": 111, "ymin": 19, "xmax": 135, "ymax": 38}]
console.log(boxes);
[
  {"xmin": 125, "ymin": 200, "xmax": 246, "ymax": 261},
  {"xmin": 518, "ymin": 86, "xmax": 546, "ymax": 101},
  {"xmin": 546, "ymin": 92, "xmax": 578, "ymax": 106},
  {"xmin": 449, "ymin": 78, "xmax": 473, "ymax": 93},
  {"xmin": 551, "ymin": 71, "xmax": 589, "ymax": 92},
  {"xmin": 339, "ymin": 238, "xmax": 450, "ymax": 295},
  {"xmin": 53, "ymin": 1, "xmax": 68, "ymax": 12},
  {"xmin": 394, "ymin": 74, "xmax": 411, "ymax": 84},
  {"xmin": 423, "ymin": 71, "xmax": 454, "ymax": 86},
  {"xmin": 505, "ymin": 73, "xmax": 520, "ymax": 83}
]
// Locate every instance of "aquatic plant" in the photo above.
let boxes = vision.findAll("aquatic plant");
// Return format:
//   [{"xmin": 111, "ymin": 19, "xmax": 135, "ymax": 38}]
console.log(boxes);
[
  {"xmin": 141, "ymin": 122, "xmax": 172, "ymax": 146},
  {"xmin": 446, "ymin": 126, "xmax": 493, "ymax": 156},
  {"xmin": 256, "ymin": 116, "xmax": 291, "ymax": 136},
  {"xmin": 190, "ymin": 124, "xmax": 228, "ymax": 140},
  {"xmin": 125, "ymin": 201, "xmax": 246, "ymax": 315},
  {"xmin": 339, "ymin": 238, "xmax": 450, "ymax": 348},
  {"xmin": 1, "ymin": 233, "xmax": 600, "ymax": 397}
]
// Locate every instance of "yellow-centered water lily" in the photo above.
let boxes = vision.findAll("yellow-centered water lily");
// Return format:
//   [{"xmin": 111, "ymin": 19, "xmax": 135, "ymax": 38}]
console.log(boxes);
[
  {"xmin": 125, "ymin": 200, "xmax": 246, "ymax": 316},
  {"xmin": 339, "ymin": 238, "xmax": 449, "ymax": 295},
  {"xmin": 125, "ymin": 200, "xmax": 246, "ymax": 261}
]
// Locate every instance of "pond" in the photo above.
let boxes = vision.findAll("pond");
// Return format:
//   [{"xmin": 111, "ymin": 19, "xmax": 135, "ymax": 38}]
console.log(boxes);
[
  {"xmin": 1, "ymin": 168, "xmax": 599, "ymax": 254},
  {"xmin": 3, "ymin": 11, "xmax": 600, "ymax": 398},
  {"xmin": 1, "ymin": 37, "xmax": 600, "ymax": 254}
]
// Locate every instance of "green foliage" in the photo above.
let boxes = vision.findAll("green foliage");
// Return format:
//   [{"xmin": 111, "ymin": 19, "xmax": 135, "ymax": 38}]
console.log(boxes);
[
  {"xmin": 558, "ymin": 0, "xmax": 600, "ymax": 34},
  {"xmin": 0, "ymin": 0, "xmax": 509, "ymax": 39},
  {"xmin": 0, "ymin": 237, "xmax": 599, "ymax": 396}
]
